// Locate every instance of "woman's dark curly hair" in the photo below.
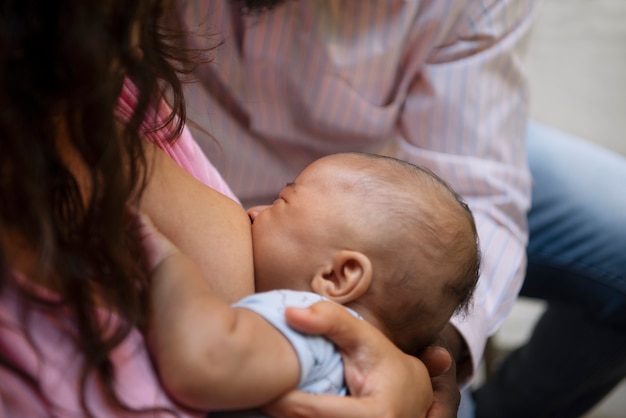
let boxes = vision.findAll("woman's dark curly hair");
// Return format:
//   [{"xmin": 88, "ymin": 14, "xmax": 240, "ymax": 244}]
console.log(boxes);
[{"xmin": 0, "ymin": 0, "xmax": 199, "ymax": 416}]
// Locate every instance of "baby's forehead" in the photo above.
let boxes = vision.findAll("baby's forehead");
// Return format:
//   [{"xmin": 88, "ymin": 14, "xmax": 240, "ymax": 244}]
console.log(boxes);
[
  {"xmin": 312, "ymin": 154, "xmax": 369, "ymax": 173},
  {"xmin": 301, "ymin": 156, "xmax": 378, "ymax": 191},
  {"xmin": 316, "ymin": 155, "xmax": 414, "ymax": 187},
  {"xmin": 316, "ymin": 153, "xmax": 393, "ymax": 170}
]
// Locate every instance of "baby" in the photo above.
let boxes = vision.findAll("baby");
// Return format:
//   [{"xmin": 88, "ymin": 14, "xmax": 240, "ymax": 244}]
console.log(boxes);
[{"xmin": 144, "ymin": 152, "xmax": 480, "ymax": 416}]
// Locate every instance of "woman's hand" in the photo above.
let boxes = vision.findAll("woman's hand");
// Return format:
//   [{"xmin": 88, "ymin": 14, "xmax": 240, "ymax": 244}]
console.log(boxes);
[
  {"xmin": 264, "ymin": 301, "xmax": 433, "ymax": 418},
  {"xmin": 418, "ymin": 345, "xmax": 459, "ymax": 418}
]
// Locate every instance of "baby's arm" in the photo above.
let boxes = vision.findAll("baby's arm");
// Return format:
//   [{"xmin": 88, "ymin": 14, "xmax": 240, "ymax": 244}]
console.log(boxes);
[{"xmin": 137, "ymin": 214, "xmax": 301, "ymax": 410}]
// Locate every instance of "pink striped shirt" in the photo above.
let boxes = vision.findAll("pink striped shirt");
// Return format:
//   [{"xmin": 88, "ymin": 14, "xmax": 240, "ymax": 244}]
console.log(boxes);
[
  {"xmin": 0, "ymin": 82, "xmax": 234, "ymax": 417},
  {"xmin": 173, "ymin": 0, "xmax": 538, "ymax": 378}
]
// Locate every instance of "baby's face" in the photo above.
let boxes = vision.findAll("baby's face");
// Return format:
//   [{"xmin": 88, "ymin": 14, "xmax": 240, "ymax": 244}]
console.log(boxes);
[{"xmin": 247, "ymin": 155, "xmax": 362, "ymax": 292}]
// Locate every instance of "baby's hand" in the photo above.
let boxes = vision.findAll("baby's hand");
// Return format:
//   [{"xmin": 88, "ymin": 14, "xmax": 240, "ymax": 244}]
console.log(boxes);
[{"xmin": 132, "ymin": 211, "xmax": 180, "ymax": 272}]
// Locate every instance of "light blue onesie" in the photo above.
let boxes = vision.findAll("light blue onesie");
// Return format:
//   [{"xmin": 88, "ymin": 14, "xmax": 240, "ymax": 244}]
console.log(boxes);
[{"xmin": 211, "ymin": 289, "xmax": 361, "ymax": 417}]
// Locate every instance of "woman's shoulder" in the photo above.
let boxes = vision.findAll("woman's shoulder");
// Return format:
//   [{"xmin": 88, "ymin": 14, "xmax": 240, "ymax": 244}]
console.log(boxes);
[{"xmin": 117, "ymin": 78, "xmax": 239, "ymax": 203}]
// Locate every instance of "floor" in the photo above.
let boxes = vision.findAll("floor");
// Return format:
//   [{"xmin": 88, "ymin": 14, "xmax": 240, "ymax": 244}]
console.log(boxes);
[{"xmin": 487, "ymin": 1, "xmax": 626, "ymax": 417}]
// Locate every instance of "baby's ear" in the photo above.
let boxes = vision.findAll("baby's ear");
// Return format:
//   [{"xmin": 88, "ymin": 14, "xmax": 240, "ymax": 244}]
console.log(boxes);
[{"xmin": 310, "ymin": 250, "xmax": 372, "ymax": 304}]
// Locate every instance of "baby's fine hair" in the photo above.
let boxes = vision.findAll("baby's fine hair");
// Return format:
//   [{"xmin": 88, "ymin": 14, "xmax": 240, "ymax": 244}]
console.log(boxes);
[{"xmin": 341, "ymin": 152, "xmax": 481, "ymax": 345}]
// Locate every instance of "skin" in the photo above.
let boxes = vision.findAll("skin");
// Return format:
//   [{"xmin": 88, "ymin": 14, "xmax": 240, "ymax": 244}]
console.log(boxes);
[
  {"xmin": 140, "ymin": 211, "xmax": 434, "ymax": 416},
  {"xmin": 266, "ymin": 302, "xmax": 436, "ymax": 418},
  {"xmin": 247, "ymin": 154, "xmax": 378, "ymax": 295},
  {"xmin": 248, "ymin": 153, "xmax": 460, "ymax": 349},
  {"xmin": 139, "ymin": 141, "xmax": 255, "ymax": 302},
  {"xmin": 139, "ymin": 147, "xmax": 308, "ymax": 410},
  {"xmin": 4, "ymin": 127, "xmax": 253, "ymax": 300},
  {"xmin": 3, "ymin": 2, "xmax": 447, "ymax": 415},
  {"xmin": 247, "ymin": 152, "xmax": 467, "ymax": 418},
  {"xmin": 146, "ymin": 152, "xmax": 469, "ymax": 415},
  {"xmin": 11, "ymin": 132, "xmax": 451, "ymax": 416},
  {"xmin": 222, "ymin": 0, "xmax": 471, "ymax": 414},
  {"xmin": 267, "ymin": 317, "xmax": 462, "ymax": 418}
]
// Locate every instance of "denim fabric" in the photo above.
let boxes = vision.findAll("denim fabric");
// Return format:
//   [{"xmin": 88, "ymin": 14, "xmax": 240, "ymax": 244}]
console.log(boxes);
[{"xmin": 473, "ymin": 122, "xmax": 626, "ymax": 418}]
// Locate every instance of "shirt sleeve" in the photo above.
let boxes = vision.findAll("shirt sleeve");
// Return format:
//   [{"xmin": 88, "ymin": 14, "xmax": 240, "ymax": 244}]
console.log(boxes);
[
  {"xmin": 392, "ymin": 0, "xmax": 538, "ymax": 378},
  {"xmin": 116, "ymin": 78, "xmax": 240, "ymax": 204}
]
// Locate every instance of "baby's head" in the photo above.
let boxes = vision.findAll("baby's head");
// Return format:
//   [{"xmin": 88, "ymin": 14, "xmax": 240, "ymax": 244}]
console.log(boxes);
[{"xmin": 248, "ymin": 152, "xmax": 480, "ymax": 353}]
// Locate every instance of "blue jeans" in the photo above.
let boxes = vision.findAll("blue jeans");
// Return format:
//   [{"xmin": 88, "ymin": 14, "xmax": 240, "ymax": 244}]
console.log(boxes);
[{"xmin": 472, "ymin": 122, "xmax": 626, "ymax": 418}]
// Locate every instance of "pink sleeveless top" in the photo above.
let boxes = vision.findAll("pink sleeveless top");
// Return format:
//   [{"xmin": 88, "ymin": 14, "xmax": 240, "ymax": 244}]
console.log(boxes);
[
  {"xmin": 116, "ymin": 81, "xmax": 239, "ymax": 203},
  {"xmin": 0, "ymin": 80, "xmax": 236, "ymax": 417}
]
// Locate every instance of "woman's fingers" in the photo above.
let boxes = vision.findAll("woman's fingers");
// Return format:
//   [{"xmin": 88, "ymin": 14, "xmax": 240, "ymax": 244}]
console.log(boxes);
[
  {"xmin": 279, "ymin": 301, "xmax": 433, "ymax": 418},
  {"xmin": 419, "ymin": 346, "xmax": 453, "ymax": 378},
  {"xmin": 284, "ymin": 301, "xmax": 370, "ymax": 352}
]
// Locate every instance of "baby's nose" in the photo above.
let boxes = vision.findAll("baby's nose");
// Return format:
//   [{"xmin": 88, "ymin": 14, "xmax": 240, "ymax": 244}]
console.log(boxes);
[{"xmin": 247, "ymin": 205, "xmax": 270, "ymax": 222}]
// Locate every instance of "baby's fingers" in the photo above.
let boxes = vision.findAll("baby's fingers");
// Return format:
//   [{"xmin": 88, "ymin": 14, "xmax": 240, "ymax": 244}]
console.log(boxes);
[{"xmin": 130, "ymin": 210, "xmax": 179, "ymax": 271}]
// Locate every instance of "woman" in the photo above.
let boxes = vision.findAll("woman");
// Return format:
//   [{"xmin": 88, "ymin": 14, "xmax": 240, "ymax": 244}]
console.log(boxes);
[{"xmin": 0, "ymin": 0, "xmax": 440, "ymax": 416}]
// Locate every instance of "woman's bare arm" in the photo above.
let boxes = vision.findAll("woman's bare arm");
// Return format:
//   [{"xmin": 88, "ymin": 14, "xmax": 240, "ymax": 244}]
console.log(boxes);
[
  {"xmin": 137, "ymin": 145, "xmax": 435, "ymax": 416},
  {"xmin": 139, "ymin": 142, "xmax": 254, "ymax": 302}
]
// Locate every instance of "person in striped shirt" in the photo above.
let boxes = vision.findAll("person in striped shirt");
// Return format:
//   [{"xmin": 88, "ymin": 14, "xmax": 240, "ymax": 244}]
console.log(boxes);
[{"xmin": 170, "ymin": 1, "xmax": 626, "ymax": 417}]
